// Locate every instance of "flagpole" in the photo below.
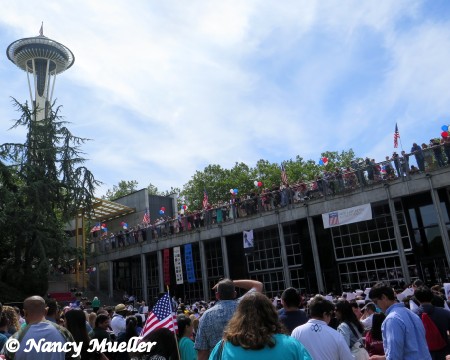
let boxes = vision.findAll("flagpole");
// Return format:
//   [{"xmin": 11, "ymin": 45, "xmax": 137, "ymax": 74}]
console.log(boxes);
[
  {"xmin": 167, "ymin": 286, "xmax": 181, "ymax": 360},
  {"xmin": 398, "ymin": 123, "xmax": 404, "ymax": 153}
]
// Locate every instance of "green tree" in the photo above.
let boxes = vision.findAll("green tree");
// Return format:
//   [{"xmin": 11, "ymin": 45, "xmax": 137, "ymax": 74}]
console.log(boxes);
[
  {"xmin": 103, "ymin": 180, "xmax": 139, "ymax": 200},
  {"xmin": 0, "ymin": 99, "xmax": 98, "ymax": 296},
  {"xmin": 147, "ymin": 183, "xmax": 180, "ymax": 196},
  {"xmin": 180, "ymin": 149, "xmax": 359, "ymax": 209},
  {"xmin": 252, "ymin": 159, "xmax": 283, "ymax": 189}
]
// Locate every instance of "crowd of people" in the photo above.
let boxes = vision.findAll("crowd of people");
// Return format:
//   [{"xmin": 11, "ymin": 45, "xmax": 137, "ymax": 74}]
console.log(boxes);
[
  {"xmin": 89, "ymin": 140, "xmax": 450, "ymax": 255},
  {"xmin": 2, "ymin": 278, "xmax": 450, "ymax": 359}
]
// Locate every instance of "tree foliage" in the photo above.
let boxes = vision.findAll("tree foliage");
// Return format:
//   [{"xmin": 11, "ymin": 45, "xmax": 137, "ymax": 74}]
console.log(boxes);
[
  {"xmin": 0, "ymin": 99, "xmax": 99, "ymax": 296},
  {"xmin": 180, "ymin": 149, "xmax": 358, "ymax": 209},
  {"xmin": 102, "ymin": 151, "xmax": 358, "ymax": 212},
  {"xmin": 103, "ymin": 180, "xmax": 139, "ymax": 200},
  {"xmin": 103, "ymin": 181, "xmax": 180, "ymax": 200}
]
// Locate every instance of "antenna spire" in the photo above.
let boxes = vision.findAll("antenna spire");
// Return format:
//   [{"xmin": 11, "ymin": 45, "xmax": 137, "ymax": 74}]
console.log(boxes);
[{"xmin": 39, "ymin": 22, "xmax": 43, "ymax": 36}]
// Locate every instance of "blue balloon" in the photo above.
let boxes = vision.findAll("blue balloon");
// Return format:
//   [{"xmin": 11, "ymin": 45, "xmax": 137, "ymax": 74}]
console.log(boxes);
[
  {"xmin": 159, "ymin": 210, "xmax": 164, "ymax": 215},
  {"xmin": 442, "ymin": 125, "xmax": 449, "ymax": 132},
  {"xmin": 319, "ymin": 159, "xmax": 324, "ymax": 165},
  {"xmin": 234, "ymin": 189, "xmax": 238, "ymax": 194}
]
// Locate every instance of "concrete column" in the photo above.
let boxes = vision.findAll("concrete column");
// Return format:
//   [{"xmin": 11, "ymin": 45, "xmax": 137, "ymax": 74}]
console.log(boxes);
[
  {"xmin": 427, "ymin": 175, "xmax": 450, "ymax": 266},
  {"xmin": 220, "ymin": 235, "xmax": 230, "ymax": 279},
  {"xmin": 199, "ymin": 240, "xmax": 210, "ymax": 301},
  {"xmin": 157, "ymin": 250, "xmax": 164, "ymax": 293},
  {"xmin": 108, "ymin": 261, "xmax": 114, "ymax": 299},
  {"xmin": 306, "ymin": 206, "xmax": 325, "ymax": 293},
  {"xmin": 277, "ymin": 215, "xmax": 291, "ymax": 287},
  {"xmin": 384, "ymin": 185, "xmax": 411, "ymax": 284},
  {"xmin": 141, "ymin": 254, "xmax": 148, "ymax": 303}
]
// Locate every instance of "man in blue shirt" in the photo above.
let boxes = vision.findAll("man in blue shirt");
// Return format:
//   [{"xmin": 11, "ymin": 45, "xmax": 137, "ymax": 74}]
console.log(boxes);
[{"xmin": 369, "ymin": 282, "xmax": 431, "ymax": 360}]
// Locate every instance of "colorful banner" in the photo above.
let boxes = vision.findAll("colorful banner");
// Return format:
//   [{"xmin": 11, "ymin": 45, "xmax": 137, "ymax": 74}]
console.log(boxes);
[
  {"xmin": 322, "ymin": 203, "xmax": 372, "ymax": 229},
  {"xmin": 173, "ymin": 246, "xmax": 184, "ymax": 285},
  {"xmin": 184, "ymin": 244, "xmax": 196, "ymax": 283},
  {"xmin": 163, "ymin": 248, "xmax": 170, "ymax": 286}
]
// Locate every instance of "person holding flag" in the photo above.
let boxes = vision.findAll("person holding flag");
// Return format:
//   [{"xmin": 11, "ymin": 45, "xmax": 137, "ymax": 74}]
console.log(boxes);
[
  {"xmin": 140, "ymin": 292, "xmax": 177, "ymax": 339},
  {"xmin": 138, "ymin": 291, "xmax": 180, "ymax": 360}
]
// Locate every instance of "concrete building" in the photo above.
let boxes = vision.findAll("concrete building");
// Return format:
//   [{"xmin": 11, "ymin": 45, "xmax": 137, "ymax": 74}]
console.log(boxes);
[{"xmin": 88, "ymin": 166, "xmax": 450, "ymax": 305}]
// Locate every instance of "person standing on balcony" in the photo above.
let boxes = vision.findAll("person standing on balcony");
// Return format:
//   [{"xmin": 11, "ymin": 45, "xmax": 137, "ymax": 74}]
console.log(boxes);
[{"xmin": 411, "ymin": 143, "xmax": 425, "ymax": 172}]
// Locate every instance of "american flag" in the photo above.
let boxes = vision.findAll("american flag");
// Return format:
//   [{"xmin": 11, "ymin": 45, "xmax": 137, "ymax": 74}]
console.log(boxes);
[
  {"xmin": 281, "ymin": 164, "xmax": 288, "ymax": 185},
  {"xmin": 90, "ymin": 223, "xmax": 101, "ymax": 233},
  {"xmin": 142, "ymin": 208, "xmax": 150, "ymax": 224},
  {"xmin": 394, "ymin": 123, "xmax": 400, "ymax": 148},
  {"xmin": 329, "ymin": 212, "xmax": 339, "ymax": 226},
  {"xmin": 140, "ymin": 293, "xmax": 177, "ymax": 339},
  {"xmin": 202, "ymin": 189, "xmax": 209, "ymax": 209}
]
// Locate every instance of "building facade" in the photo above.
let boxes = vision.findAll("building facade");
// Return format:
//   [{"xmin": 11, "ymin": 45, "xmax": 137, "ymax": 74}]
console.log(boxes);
[{"xmin": 88, "ymin": 167, "xmax": 450, "ymax": 305}]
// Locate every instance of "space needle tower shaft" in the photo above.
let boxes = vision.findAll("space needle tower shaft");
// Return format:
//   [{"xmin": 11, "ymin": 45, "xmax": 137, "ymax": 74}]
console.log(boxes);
[{"xmin": 6, "ymin": 24, "xmax": 75, "ymax": 121}]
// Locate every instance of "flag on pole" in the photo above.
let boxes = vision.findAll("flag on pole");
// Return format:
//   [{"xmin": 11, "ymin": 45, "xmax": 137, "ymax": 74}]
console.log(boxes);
[
  {"xmin": 142, "ymin": 208, "xmax": 150, "ymax": 224},
  {"xmin": 281, "ymin": 164, "xmax": 288, "ymax": 185},
  {"xmin": 140, "ymin": 293, "xmax": 177, "ymax": 339},
  {"xmin": 394, "ymin": 123, "xmax": 400, "ymax": 148},
  {"xmin": 90, "ymin": 223, "xmax": 101, "ymax": 233},
  {"xmin": 202, "ymin": 189, "xmax": 209, "ymax": 209}
]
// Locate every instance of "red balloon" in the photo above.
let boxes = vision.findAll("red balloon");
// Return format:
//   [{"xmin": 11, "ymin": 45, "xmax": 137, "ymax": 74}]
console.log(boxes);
[
  {"xmin": 102, "ymin": 223, "xmax": 106, "ymax": 228},
  {"xmin": 257, "ymin": 181, "xmax": 263, "ymax": 187},
  {"xmin": 161, "ymin": 207, "xmax": 166, "ymax": 211},
  {"xmin": 442, "ymin": 131, "xmax": 448, "ymax": 138}
]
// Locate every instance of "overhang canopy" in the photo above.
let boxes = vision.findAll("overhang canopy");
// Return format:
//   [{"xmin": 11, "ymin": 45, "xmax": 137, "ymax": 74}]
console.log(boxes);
[{"xmin": 78, "ymin": 198, "xmax": 135, "ymax": 222}]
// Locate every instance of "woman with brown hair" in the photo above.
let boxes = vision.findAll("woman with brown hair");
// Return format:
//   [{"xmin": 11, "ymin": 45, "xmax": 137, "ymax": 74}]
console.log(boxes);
[
  {"xmin": 2, "ymin": 306, "xmax": 20, "ymax": 334},
  {"xmin": 209, "ymin": 292, "xmax": 311, "ymax": 360}
]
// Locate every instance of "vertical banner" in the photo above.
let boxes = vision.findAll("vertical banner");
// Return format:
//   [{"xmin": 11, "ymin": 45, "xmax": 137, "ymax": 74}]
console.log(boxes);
[
  {"xmin": 173, "ymin": 246, "xmax": 184, "ymax": 285},
  {"xmin": 243, "ymin": 230, "xmax": 254, "ymax": 254},
  {"xmin": 163, "ymin": 248, "xmax": 170, "ymax": 286},
  {"xmin": 184, "ymin": 243, "xmax": 196, "ymax": 283}
]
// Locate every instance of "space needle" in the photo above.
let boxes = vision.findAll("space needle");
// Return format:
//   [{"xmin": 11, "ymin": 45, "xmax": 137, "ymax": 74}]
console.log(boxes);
[{"xmin": 6, "ymin": 24, "xmax": 74, "ymax": 121}]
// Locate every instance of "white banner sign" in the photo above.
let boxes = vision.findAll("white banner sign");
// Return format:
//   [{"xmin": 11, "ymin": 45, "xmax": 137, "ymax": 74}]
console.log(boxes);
[
  {"xmin": 322, "ymin": 203, "xmax": 372, "ymax": 229},
  {"xmin": 173, "ymin": 246, "xmax": 184, "ymax": 285}
]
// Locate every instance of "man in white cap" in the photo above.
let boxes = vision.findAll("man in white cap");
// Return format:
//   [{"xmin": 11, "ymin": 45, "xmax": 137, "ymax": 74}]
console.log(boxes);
[{"xmin": 110, "ymin": 303, "xmax": 127, "ymax": 338}]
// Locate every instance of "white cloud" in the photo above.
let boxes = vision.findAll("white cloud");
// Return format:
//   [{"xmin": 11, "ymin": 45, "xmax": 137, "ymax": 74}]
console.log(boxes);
[{"xmin": 1, "ymin": 0, "xmax": 449, "ymax": 196}]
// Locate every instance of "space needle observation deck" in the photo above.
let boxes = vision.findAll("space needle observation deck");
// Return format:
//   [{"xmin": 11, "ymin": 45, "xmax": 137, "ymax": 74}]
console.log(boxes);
[{"xmin": 6, "ymin": 25, "xmax": 75, "ymax": 121}]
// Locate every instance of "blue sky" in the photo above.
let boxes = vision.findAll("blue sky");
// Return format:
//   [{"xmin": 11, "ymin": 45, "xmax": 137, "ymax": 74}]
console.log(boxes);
[{"xmin": 1, "ymin": 0, "xmax": 450, "ymax": 196}]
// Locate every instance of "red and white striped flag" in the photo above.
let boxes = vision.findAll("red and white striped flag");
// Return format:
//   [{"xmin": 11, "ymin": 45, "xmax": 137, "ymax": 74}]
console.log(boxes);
[
  {"xmin": 140, "ymin": 292, "xmax": 177, "ymax": 339},
  {"xmin": 394, "ymin": 123, "xmax": 400, "ymax": 148},
  {"xmin": 142, "ymin": 208, "xmax": 150, "ymax": 224},
  {"xmin": 90, "ymin": 223, "xmax": 101, "ymax": 233}
]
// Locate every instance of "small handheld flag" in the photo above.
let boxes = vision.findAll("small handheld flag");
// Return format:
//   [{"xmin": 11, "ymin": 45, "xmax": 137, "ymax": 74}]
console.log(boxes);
[{"xmin": 140, "ymin": 292, "xmax": 177, "ymax": 339}]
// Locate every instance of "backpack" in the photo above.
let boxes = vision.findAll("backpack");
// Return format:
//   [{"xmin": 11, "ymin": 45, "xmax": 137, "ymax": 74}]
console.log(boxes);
[{"xmin": 421, "ymin": 312, "xmax": 447, "ymax": 351}]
